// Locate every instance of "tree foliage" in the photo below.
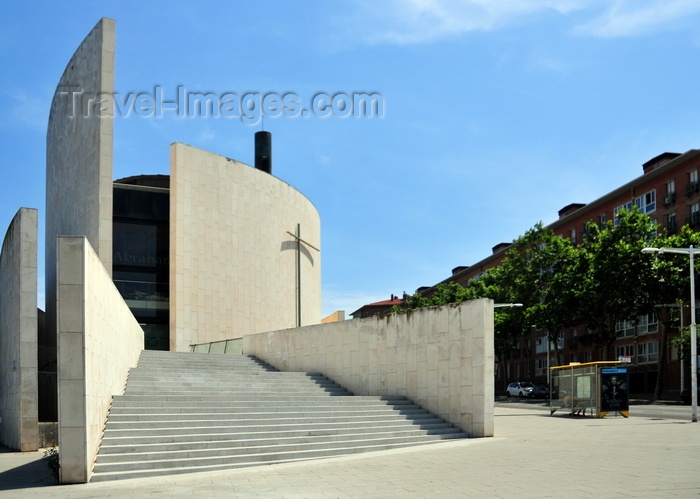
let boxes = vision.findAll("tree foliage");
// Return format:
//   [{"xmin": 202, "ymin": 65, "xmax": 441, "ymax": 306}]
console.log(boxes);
[
  {"xmin": 394, "ymin": 208, "xmax": 696, "ymax": 394},
  {"xmin": 575, "ymin": 210, "xmax": 660, "ymax": 350},
  {"xmin": 495, "ymin": 223, "xmax": 579, "ymax": 364}
]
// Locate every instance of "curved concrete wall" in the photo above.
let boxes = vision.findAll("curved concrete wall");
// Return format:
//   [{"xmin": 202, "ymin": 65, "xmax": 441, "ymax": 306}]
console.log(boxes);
[
  {"xmin": 46, "ymin": 18, "xmax": 115, "ymax": 349},
  {"xmin": 170, "ymin": 143, "xmax": 321, "ymax": 351},
  {"xmin": 0, "ymin": 208, "xmax": 38, "ymax": 451}
]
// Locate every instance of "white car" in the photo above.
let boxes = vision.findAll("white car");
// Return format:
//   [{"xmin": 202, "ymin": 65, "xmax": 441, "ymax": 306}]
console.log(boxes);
[{"xmin": 506, "ymin": 381, "xmax": 535, "ymax": 398}]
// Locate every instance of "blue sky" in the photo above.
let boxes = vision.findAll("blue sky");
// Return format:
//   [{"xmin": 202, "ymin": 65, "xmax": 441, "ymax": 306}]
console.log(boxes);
[{"xmin": 2, "ymin": 1, "xmax": 700, "ymax": 317}]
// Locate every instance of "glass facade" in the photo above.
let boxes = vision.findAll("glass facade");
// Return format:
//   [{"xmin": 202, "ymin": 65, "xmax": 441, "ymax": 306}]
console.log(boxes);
[{"xmin": 113, "ymin": 179, "xmax": 170, "ymax": 350}]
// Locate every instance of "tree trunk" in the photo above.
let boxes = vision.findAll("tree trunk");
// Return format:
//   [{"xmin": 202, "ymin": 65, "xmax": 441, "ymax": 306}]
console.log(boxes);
[
  {"xmin": 552, "ymin": 332, "xmax": 562, "ymax": 367},
  {"xmin": 653, "ymin": 321, "xmax": 668, "ymax": 402},
  {"xmin": 524, "ymin": 338, "xmax": 532, "ymax": 380}
]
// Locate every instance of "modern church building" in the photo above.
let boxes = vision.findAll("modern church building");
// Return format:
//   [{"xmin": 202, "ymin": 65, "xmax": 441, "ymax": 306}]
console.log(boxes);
[
  {"xmin": 5, "ymin": 16, "xmax": 322, "ymax": 451},
  {"xmin": 44, "ymin": 18, "xmax": 322, "ymax": 353},
  {"xmin": 0, "ymin": 17, "xmax": 493, "ymax": 484}
]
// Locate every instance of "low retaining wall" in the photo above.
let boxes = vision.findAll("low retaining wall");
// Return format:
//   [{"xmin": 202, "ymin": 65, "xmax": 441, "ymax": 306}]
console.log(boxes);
[
  {"xmin": 244, "ymin": 299, "xmax": 494, "ymax": 437},
  {"xmin": 57, "ymin": 237, "xmax": 143, "ymax": 483}
]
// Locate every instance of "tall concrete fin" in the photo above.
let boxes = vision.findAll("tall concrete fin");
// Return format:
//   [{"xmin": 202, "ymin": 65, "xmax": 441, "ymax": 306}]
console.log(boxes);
[{"xmin": 45, "ymin": 18, "xmax": 116, "ymax": 417}]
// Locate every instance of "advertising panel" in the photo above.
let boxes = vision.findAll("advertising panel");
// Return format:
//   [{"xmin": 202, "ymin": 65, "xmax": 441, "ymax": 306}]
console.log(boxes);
[{"xmin": 600, "ymin": 367, "xmax": 629, "ymax": 417}]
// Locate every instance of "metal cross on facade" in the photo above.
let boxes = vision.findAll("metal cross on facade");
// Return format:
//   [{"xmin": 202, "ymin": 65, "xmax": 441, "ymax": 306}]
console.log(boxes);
[{"xmin": 286, "ymin": 223, "xmax": 320, "ymax": 327}]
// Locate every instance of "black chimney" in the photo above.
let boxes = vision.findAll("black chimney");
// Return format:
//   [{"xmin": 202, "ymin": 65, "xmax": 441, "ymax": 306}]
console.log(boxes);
[{"xmin": 254, "ymin": 131, "xmax": 272, "ymax": 174}]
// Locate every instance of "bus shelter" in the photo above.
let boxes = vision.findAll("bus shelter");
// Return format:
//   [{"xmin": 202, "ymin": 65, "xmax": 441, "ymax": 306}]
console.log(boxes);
[{"xmin": 550, "ymin": 362, "xmax": 629, "ymax": 418}]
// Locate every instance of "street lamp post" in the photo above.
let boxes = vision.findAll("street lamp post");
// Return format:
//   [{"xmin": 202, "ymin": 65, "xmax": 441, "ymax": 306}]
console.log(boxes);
[{"xmin": 642, "ymin": 246, "xmax": 698, "ymax": 423}]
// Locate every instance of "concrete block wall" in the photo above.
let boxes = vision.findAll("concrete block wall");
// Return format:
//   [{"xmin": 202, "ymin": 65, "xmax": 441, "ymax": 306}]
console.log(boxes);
[
  {"xmin": 0, "ymin": 208, "xmax": 38, "ymax": 451},
  {"xmin": 170, "ymin": 143, "xmax": 321, "ymax": 351},
  {"xmin": 244, "ymin": 299, "xmax": 494, "ymax": 437},
  {"xmin": 57, "ymin": 237, "xmax": 143, "ymax": 483}
]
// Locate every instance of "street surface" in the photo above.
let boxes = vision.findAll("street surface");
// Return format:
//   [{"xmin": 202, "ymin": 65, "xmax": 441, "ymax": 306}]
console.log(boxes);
[{"xmin": 496, "ymin": 396, "xmax": 692, "ymax": 420}]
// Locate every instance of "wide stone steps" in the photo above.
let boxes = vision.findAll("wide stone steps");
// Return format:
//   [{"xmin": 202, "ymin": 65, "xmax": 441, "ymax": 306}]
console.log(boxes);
[
  {"xmin": 100, "ymin": 413, "xmax": 441, "ymax": 431},
  {"xmin": 95, "ymin": 433, "xmax": 462, "ymax": 464},
  {"xmin": 107, "ymin": 398, "xmax": 417, "ymax": 412},
  {"xmin": 104, "ymin": 409, "xmax": 431, "ymax": 422},
  {"xmin": 99, "ymin": 420, "xmax": 458, "ymax": 440},
  {"xmin": 98, "ymin": 427, "xmax": 463, "ymax": 453},
  {"xmin": 107, "ymin": 404, "xmax": 420, "ymax": 414},
  {"xmin": 90, "ymin": 350, "xmax": 468, "ymax": 482},
  {"xmin": 92, "ymin": 439, "xmax": 451, "ymax": 481}
]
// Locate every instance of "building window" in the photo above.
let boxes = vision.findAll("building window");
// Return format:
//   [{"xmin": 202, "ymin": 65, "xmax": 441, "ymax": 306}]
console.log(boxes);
[
  {"xmin": 668, "ymin": 212, "xmax": 677, "ymax": 234},
  {"xmin": 634, "ymin": 190, "xmax": 656, "ymax": 214},
  {"xmin": 637, "ymin": 341, "xmax": 659, "ymax": 364},
  {"xmin": 536, "ymin": 336, "xmax": 546, "ymax": 354},
  {"xmin": 599, "ymin": 213, "xmax": 606, "ymax": 228},
  {"xmin": 690, "ymin": 203, "xmax": 700, "ymax": 227},
  {"xmin": 616, "ymin": 314, "xmax": 657, "ymax": 338},
  {"xmin": 616, "ymin": 344, "xmax": 634, "ymax": 361},
  {"xmin": 113, "ymin": 185, "xmax": 170, "ymax": 351},
  {"xmin": 616, "ymin": 319, "xmax": 635, "ymax": 338},
  {"xmin": 664, "ymin": 180, "xmax": 676, "ymax": 206},
  {"xmin": 614, "ymin": 201, "xmax": 633, "ymax": 226},
  {"xmin": 686, "ymin": 170, "xmax": 699, "ymax": 196},
  {"xmin": 637, "ymin": 313, "xmax": 658, "ymax": 335},
  {"xmin": 569, "ymin": 228, "xmax": 576, "ymax": 244}
]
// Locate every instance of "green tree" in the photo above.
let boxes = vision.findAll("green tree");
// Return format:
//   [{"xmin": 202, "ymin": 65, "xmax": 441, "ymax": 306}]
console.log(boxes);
[
  {"xmin": 496, "ymin": 223, "xmax": 580, "ymax": 368},
  {"xmin": 463, "ymin": 265, "xmax": 525, "ymax": 387},
  {"xmin": 394, "ymin": 282, "xmax": 471, "ymax": 312},
  {"xmin": 427, "ymin": 282, "xmax": 472, "ymax": 306},
  {"xmin": 392, "ymin": 211, "xmax": 695, "ymax": 396},
  {"xmin": 577, "ymin": 209, "xmax": 661, "ymax": 357},
  {"xmin": 644, "ymin": 224, "xmax": 700, "ymax": 399}
]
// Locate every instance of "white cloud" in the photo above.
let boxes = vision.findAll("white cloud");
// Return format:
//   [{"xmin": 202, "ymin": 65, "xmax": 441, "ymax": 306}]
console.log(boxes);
[
  {"xmin": 0, "ymin": 88, "xmax": 47, "ymax": 131},
  {"xmin": 347, "ymin": 0, "xmax": 590, "ymax": 45},
  {"xmin": 344, "ymin": 0, "xmax": 700, "ymax": 45},
  {"xmin": 315, "ymin": 151, "xmax": 331, "ymax": 165},
  {"xmin": 195, "ymin": 126, "xmax": 217, "ymax": 143},
  {"xmin": 573, "ymin": 0, "xmax": 700, "ymax": 37}
]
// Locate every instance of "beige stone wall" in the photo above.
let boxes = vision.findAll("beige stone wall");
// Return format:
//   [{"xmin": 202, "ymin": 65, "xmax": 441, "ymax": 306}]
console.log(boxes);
[
  {"xmin": 244, "ymin": 299, "xmax": 494, "ymax": 437},
  {"xmin": 170, "ymin": 143, "xmax": 321, "ymax": 351},
  {"xmin": 57, "ymin": 237, "xmax": 143, "ymax": 484},
  {"xmin": 0, "ymin": 208, "xmax": 38, "ymax": 451},
  {"xmin": 46, "ymin": 17, "xmax": 115, "ymax": 349}
]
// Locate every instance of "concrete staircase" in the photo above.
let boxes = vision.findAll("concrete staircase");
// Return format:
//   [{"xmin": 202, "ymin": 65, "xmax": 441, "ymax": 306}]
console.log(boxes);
[{"xmin": 91, "ymin": 350, "xmax": 469, "ymax": 482}]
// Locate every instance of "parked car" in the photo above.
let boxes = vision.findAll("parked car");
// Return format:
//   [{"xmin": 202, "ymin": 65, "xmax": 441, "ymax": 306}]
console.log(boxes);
[
  {"xmin": 531, "ymin": 384, "xmax": 550, "ymax": 398},
  {"xmin": 680, "ymin": 386, "xmax": 700, "ymax": 405},
  {"xmin": 506, "ymin": 381, "xmax": 535, "ymax": 398}
]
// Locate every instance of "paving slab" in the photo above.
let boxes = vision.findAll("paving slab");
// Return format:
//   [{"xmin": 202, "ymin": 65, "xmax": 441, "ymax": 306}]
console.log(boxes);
[{"xmin": 2, "ymin": 406, "xmax": 698, "ymax": 498}]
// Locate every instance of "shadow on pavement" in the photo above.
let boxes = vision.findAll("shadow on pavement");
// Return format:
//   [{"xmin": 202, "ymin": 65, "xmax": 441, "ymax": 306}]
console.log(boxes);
[{"xmin": 0, "ymin": 448, "xmax": 56, "ymax": 491}]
